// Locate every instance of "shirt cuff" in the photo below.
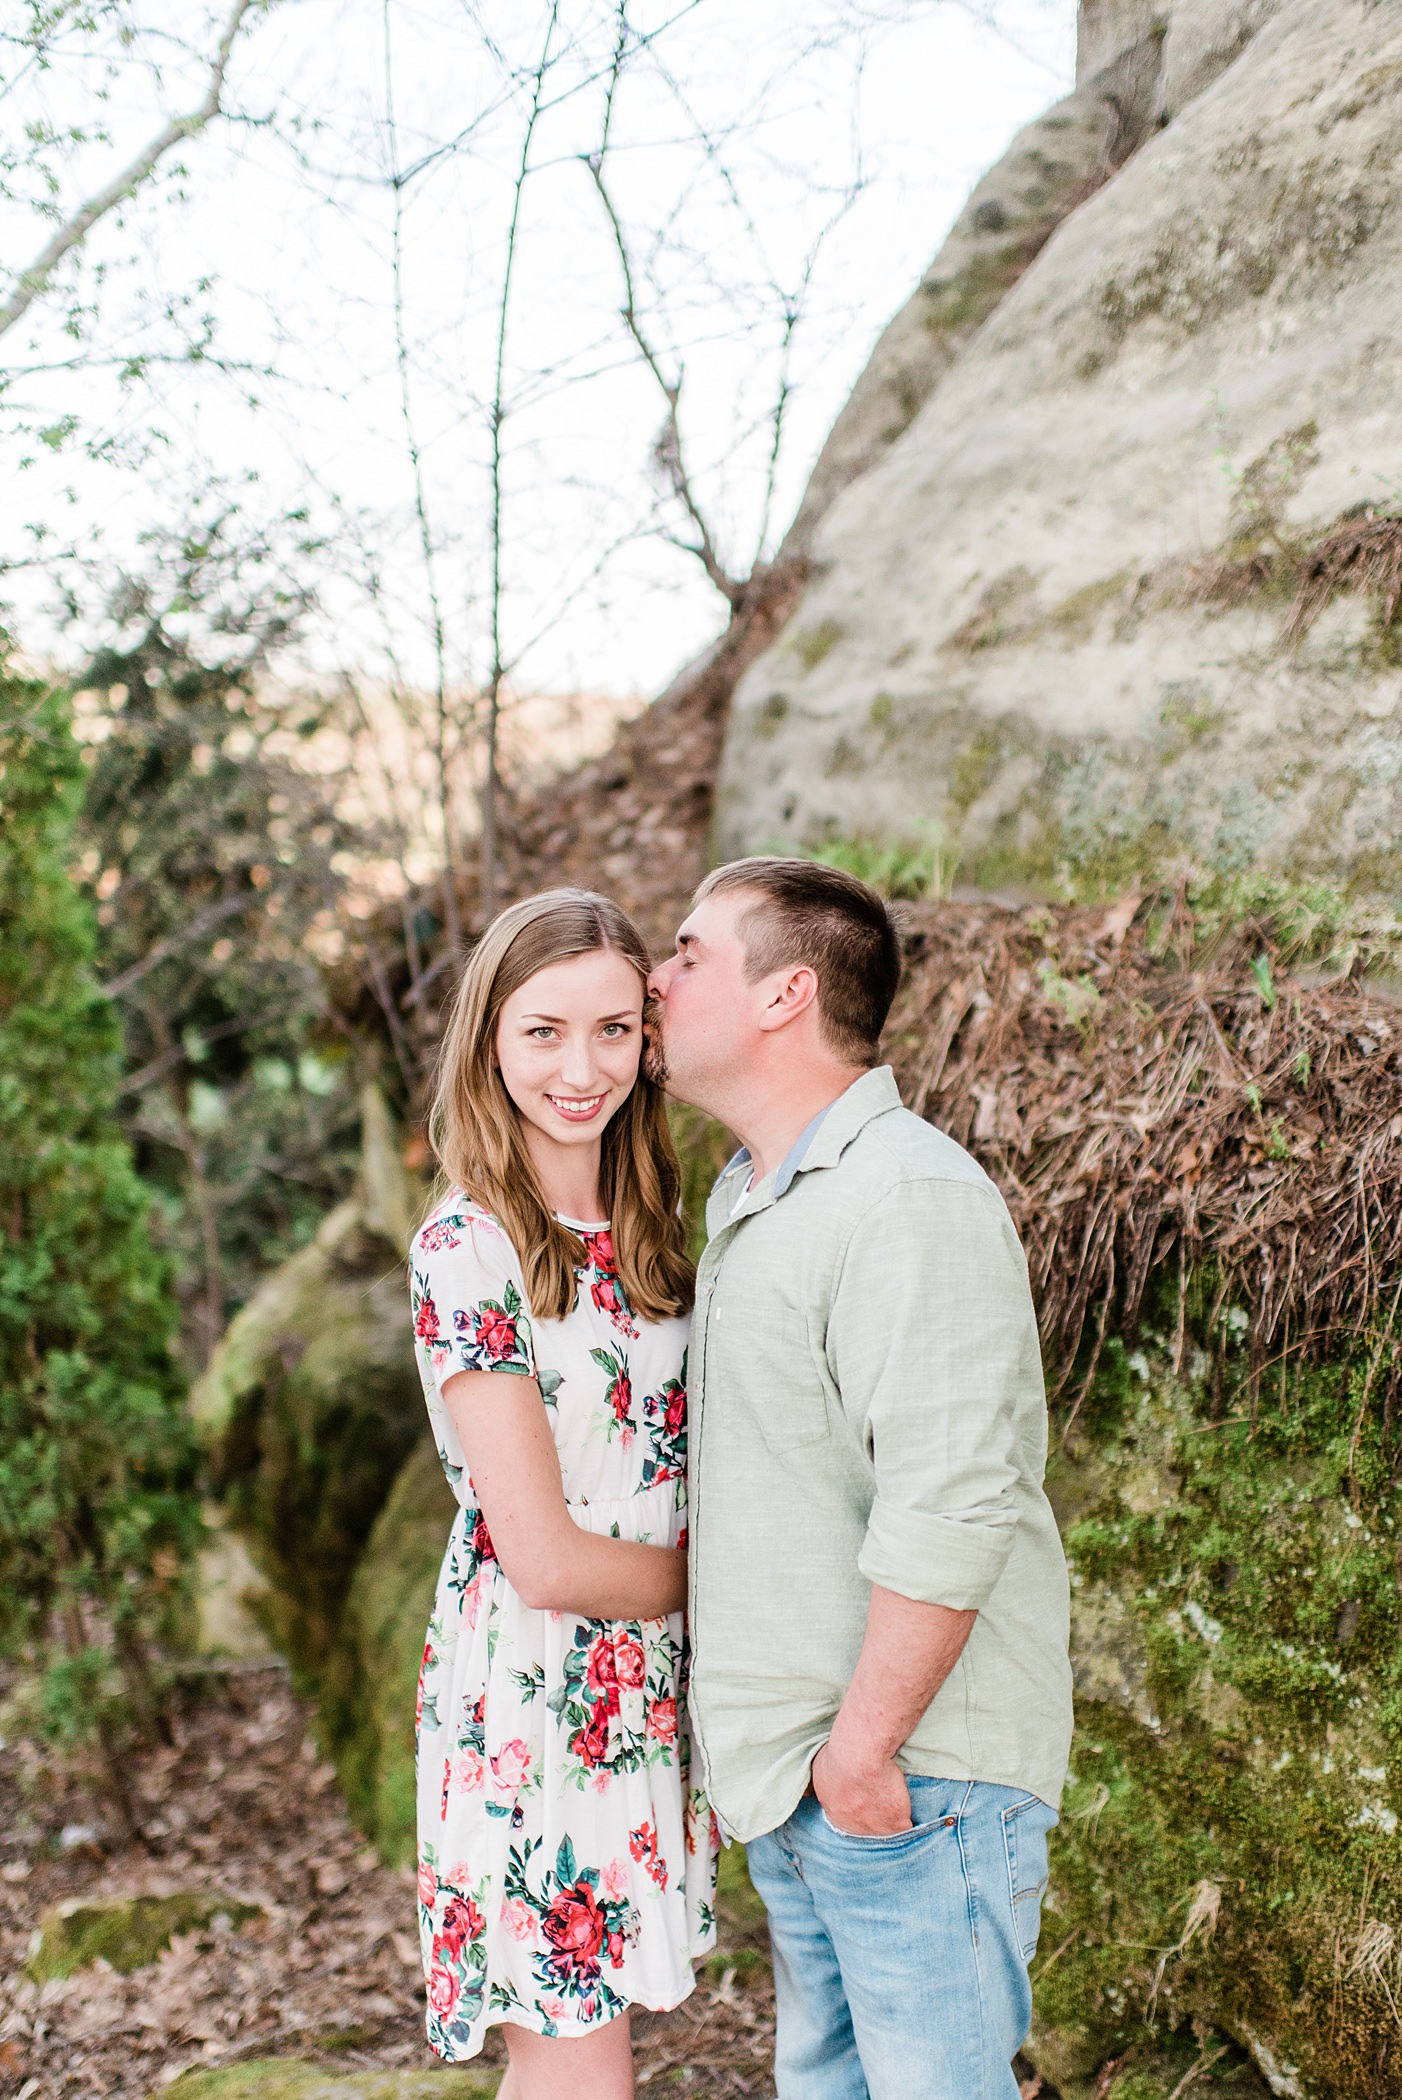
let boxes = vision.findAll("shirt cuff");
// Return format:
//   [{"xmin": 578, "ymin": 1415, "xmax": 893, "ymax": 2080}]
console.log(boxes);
[{"xmin": 858, "ymin": 1501, "xmax": 1015, "ymax": 1612}]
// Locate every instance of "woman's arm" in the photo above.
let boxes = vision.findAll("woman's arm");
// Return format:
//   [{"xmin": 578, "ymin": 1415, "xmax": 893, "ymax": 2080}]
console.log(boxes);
[{"xmin": 441, "ymin": 1367, "xmax": 686, "ymax": 1618}]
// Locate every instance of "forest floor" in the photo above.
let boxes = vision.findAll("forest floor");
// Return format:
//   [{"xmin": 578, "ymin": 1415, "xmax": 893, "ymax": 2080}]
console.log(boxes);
[{"xmin": 0, "ymin": 1667, "xmax": 777, "ymax": 2099}]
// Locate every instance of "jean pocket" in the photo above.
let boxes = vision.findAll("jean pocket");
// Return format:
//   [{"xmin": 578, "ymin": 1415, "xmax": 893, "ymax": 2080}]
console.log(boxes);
[
  {"xmin": 1001, "ymin": 1794, "xmax": 1056, "ymax": 1961},
  {"xmin": 816, "ymin": 1803, "xmax": 951, "ymax": 1850}
]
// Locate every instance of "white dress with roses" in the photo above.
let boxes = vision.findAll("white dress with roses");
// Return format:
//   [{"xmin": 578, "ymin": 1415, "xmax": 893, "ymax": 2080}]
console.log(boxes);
[{"xmin": 408, "ymin": 1193, "xmax": 717, "ymax": 2060}]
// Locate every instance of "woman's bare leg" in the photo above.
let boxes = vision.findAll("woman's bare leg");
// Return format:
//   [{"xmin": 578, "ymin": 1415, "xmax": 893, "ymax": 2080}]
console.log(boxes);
[{"xmin": 498, "ymin": 2012, "xmax": 634, "ymax": 2099}]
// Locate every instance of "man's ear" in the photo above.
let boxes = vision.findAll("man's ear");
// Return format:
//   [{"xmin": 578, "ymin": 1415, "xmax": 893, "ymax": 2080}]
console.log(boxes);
[{"xmin": 756, "ymin": 965, "xmax": 820, "ymax": 1033}]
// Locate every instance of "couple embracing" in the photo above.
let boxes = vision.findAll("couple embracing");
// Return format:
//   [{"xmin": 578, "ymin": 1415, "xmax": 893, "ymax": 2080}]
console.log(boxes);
[{"xmin": 408, "ymin": 857, "xmax": 1074, "ymax": 2100}]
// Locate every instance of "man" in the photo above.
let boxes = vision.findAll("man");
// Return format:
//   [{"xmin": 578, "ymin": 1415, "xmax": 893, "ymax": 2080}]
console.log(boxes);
[{"xmin": 646, "ymin": 856, "xmax": 1073, "ymax": 2100}]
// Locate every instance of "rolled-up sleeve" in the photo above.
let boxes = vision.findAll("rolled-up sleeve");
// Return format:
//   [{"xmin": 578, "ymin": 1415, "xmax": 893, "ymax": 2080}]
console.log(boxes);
[{"xmin": 828, "ymin": 1177, "xmax": 1036, "ymax": 1612}]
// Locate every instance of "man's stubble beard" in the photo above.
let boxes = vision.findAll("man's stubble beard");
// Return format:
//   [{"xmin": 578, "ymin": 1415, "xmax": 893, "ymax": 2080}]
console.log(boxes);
[{"xmin": 642, "ymin": 1000, "xmax": 668, "ymax": 1088}]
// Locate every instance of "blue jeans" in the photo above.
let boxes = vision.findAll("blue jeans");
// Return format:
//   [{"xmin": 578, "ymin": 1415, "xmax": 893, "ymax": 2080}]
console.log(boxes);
[{"xmin": 745, "ymin": 1776, "xmax": 1056, "ymax": 2100}]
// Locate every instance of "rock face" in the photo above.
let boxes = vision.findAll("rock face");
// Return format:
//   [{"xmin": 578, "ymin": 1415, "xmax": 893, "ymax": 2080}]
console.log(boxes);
[
  {"xmin": 718, "ymin": 0, "xmax": 1402, "ymax": 899},
  {"xmin": 192, "ymin": 1088, "xmax": 425, "ymax": 1683},
  {"xmin": 335, "ymin": 1435, "xmax": 456, "ymax": 1864}
]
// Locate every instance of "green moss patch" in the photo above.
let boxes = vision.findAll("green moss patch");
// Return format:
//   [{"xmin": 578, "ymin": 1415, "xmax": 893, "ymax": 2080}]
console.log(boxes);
[
  {"xmin": 29, "ymin": 1893, "xmax": 262, "ymax": 1980},
  {"xmin": 1034, "ymin": 1320, "xmax": 1402, "ymax": 2098},
  {"xmin": 161, "ymin": 2062, "xmax": 498, "ymax": 2099},
  {"xmin": 789, "ymin": 619, "xmax": 844, "ymax": 670},
  {"xmin": 326, "ymin": 1435, "xmax": 457, "ymax": 1863}
]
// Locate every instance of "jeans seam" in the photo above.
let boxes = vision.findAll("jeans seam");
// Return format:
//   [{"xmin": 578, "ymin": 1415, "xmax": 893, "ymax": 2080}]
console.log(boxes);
[{"xmin": 953, "ymin": 1781, "xmax": 991, "ymax": 2098}]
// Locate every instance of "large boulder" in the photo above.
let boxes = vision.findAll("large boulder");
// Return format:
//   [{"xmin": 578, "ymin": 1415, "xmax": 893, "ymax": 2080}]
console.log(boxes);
[
  {"xmin": 717, "ymin": 0, "xmax": 1402, "ymax": 899},
  {"xmin": 333, "ymin": 1435, "xmax": 457, "ymax": 1865},
  {"xmin": 192, "ymin": 1088, "xmax": 424, "ymax": 1683}
]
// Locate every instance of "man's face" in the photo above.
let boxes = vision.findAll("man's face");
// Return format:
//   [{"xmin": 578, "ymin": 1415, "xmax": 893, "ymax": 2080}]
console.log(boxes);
[{"xmin": 646, "ymin": 891, "xmax": 761, "ymax": 1105}]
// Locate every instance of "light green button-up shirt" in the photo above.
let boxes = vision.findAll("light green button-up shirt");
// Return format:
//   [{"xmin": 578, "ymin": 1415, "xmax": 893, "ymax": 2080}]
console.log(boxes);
[{"xmin": 687, "ymin": 1065, "xmax": 1073, "ymax": 1843}]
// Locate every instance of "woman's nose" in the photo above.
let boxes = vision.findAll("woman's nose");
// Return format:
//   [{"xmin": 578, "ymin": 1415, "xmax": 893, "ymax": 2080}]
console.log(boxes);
[{"xmin": 558, "ymin": 1034, "xmax": 597, "ymax": 1089}]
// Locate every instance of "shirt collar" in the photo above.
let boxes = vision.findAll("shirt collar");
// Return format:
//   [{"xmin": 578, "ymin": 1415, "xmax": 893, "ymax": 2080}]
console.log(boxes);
[{"xmin": 716, "ymin": 1066, "xmax": 901, "ymax": 1219}]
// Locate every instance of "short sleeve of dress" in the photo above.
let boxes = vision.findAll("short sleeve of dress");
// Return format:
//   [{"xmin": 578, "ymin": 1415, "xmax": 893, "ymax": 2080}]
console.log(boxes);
[{"xmin": 409, "ymin": 1201, "xmax": 537, "ymax": 1400}]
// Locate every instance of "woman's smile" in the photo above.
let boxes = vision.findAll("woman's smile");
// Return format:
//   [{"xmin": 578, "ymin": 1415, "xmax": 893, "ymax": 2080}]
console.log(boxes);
[{"xmin": 546, "ymin": 1090, "xmax": 608, "ymax": 1122}]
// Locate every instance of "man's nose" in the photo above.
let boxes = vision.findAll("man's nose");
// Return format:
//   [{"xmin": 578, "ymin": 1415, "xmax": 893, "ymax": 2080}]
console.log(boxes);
[{"xmin": 647, "ymin": 958, "xmax": 672, "ymax": 999}]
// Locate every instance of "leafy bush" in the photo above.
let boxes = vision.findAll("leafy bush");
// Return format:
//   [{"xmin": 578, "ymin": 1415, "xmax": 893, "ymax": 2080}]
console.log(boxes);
[{"xmin": 0, "ymin": 669, "xmax": 200, "ymax": 1759}]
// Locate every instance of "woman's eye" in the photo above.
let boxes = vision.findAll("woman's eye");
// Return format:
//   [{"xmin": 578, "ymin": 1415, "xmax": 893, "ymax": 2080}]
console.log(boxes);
[
  {"xmin": 601, "ymin": 1022, "xmax": 631, "ymax": 1038},
  {"xmin": 529, "ymin": 1026, "xmax": 555, "ymax": 1040}
]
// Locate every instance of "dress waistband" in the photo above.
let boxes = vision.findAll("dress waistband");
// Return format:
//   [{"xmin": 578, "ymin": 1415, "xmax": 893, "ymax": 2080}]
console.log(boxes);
[{"xmin": 565, "ymin": 1474, "xmax": 684, "ymax": 1547}]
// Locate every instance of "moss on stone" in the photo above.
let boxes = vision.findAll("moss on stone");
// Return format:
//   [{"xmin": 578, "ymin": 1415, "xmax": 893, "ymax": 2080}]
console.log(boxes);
[
  {"xmin": 327, "ymin": 1434, "xmax": 458, "ymax": 1864},
  {"xmin": 1032, "ymin": 1300, "xmax": 1402, "ymax": 2098},
  {"xmin": 30, "ymin": 1893, "xmax": 262, "ymax": 1981},
  {"xmin": 161, "ymin": 2061, "xmax": 498, "ymax": 2099},
  {"xmin": 789, "ymin": 619, "xmax": 844, "ymax": 671},
  {"xmin": 194, "ymin": 1197, "xmax": 425, "ymax": 1693}
]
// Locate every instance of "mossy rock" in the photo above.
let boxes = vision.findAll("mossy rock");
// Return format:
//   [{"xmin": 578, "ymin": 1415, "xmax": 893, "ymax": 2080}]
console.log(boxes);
[
  {"xmin": 160, "ymin": 2063, "xmax": 498, "ymax": 2099},
  {"xmin": 1034, "ymin": 1316, "xmax": 1402, "ymax": 2099},
  {"xmin": 192, "ymin": 1093, "xmax": 426, "ymax": 1685},
  {"xmin": 327, "ymin": 1435, "xmax": 457, "ymax": 1862},
  {"xmin": 29, "ymin": 1893, "xmax": 262, "ymax": 1980}
]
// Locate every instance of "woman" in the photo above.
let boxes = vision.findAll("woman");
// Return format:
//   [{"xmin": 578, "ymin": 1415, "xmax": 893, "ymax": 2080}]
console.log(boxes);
[{"xmin": 408, "ymin": 888, "xmax": 717, "ymax": 2099}]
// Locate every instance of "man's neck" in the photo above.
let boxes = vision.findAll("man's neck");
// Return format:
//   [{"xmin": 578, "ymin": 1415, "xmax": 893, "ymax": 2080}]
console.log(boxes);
[{"xmin": 733, "ymin": 1066, "xmax": 866, "ymax": 1185}]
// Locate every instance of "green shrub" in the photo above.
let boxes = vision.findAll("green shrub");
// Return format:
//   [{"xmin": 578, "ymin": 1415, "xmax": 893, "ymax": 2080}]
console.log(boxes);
[{"xmin": 0, "ymin": 670, "xmax": 200, "ymax": 1757}]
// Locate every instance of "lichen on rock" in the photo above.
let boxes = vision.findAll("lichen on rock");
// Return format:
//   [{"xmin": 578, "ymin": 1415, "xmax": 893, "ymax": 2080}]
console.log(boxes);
[{"xmin": 718, "ymin": 0, "xmax": 1402, "ymax": 905}]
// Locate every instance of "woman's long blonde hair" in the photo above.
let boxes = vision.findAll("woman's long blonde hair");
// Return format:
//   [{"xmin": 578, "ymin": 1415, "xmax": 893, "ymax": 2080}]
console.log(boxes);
[{"xmin": 429, "ymin": 888, "xmax": 693, "ymax": 1324}]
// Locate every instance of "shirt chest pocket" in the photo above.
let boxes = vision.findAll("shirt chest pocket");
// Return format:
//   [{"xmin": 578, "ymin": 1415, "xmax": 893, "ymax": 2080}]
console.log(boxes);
[{"xmin": 711, "ymin": 1299, "xmax": 830, "ymax": 1451}]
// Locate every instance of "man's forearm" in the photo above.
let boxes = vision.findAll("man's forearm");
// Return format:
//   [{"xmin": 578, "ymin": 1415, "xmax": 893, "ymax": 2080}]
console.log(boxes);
[{"xmin": 813, "ymin": 1585, "xmax": 977, "ymax": 1835}]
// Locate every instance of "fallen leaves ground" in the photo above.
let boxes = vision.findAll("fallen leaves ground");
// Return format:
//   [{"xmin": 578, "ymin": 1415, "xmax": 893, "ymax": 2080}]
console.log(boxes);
[{"xmin": 0, "ymin": 1666, "xmax": 776, "ymax": 2099}]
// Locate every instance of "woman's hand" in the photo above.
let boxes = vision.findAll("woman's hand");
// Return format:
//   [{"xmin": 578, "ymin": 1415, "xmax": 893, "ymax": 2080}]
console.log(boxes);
[{"xmin": 442, "ymin": 1367, "xmax": 686, "ymax": 1619}]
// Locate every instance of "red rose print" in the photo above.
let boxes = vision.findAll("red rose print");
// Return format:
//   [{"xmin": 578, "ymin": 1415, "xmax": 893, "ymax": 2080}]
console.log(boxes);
[
  {"xmin": 471, "ymin": 1510, "xmax": 496, "ymax": 1564},
  {"xmin": 585, "ymin": 1635, "xmax": 620, "ymax": 1705},
  {"xmin": 417, "ymin": 1858, "xmax": 437, "ymax": 1907},
  {"xmin": 629, "ymin": 1819, "xmax": 668, "ymax": 1889},
  {"xmin": 415, "ymin": 1295, "xmax": 441, "ymax": 1342},
  {"xmin": 438, "ymin": 1892, "xmax": 485, "ymax": 1953},
  {"xmin": 664, "ymin": 1385, "xmax": 686, "ymax": 1438},
  {"xmin": 591, "ymin": 1274, "xmax": 625, "ymax": 1321},
  {"xmin": 426, "ymin": 1962, "xmax": 459, "ymax": 2016},
  {"xmin": 542, "ymin": 1879, "xmax": 607, "ymax": 1976},
  {"xmin": 607, "ymin": 1931, "xmax": 625, "ymax": 1969},
  {"xmin": 473, "ymin": 1308, "xmax": 519, "ymax": 1360},
  {"xmin": 610, "ymin": 1373, "xmax": 633, "ymax": 1428},
  {"xmin": 571, "ymin": 1702, "xmax": 611, "ymax": 1768},
  {"xmin": 646, "ymin": 1696, "xmax": 677, "ymax": 1745},
  {"xmin": 583, "ymin": 1229, "xmax": 616, "ymax": 1271},
  {"xmin": 613, "ymin": 1633, "xmax": 645, "ymax": 1691}
]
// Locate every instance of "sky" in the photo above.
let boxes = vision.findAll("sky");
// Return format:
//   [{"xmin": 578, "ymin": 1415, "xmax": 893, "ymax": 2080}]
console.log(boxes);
[{"xmin": 1, "ymin": 0, "xmax": 1076, "ymax": 707}]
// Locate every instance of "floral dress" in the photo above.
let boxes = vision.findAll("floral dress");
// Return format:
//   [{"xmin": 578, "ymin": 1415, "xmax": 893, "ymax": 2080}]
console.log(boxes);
[{"xmin": 408, "ymin": 1193, "xmax": 717, "ymax": 2060}]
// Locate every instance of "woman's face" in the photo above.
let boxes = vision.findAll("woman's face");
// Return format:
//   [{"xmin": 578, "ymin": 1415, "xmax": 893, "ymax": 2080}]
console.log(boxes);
[{"xmin": 495, "ymin": 947, "xmax": 644, "ymax": 1158}]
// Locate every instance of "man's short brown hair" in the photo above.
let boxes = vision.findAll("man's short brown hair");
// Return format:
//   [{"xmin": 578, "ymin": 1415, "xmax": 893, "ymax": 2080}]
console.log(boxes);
[{"xmin": 694, "ymin": 856, "xmax": 902, "ymax": 1066}]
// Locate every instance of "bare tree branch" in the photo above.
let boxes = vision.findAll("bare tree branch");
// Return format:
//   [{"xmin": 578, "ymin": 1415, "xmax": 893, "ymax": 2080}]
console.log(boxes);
[
  {"xmin": 481, "ymin": 0, "xmax": 561, "ymax": 922},
  {"xmin": 0, "ymin": 0, "xmax": 258, "ymax": 344},
  {"xmin": 383, "ymin": 0, "xmax": 464, "ymax": 962},
  {"xmin": 100, "ymin": 890, "xmax": 254, "ymax": 999},
  {"xmin": 585, "ymin": 3, "xmax": 745, "ymax": 608}
]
